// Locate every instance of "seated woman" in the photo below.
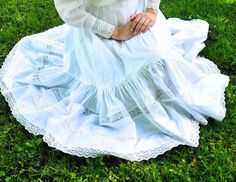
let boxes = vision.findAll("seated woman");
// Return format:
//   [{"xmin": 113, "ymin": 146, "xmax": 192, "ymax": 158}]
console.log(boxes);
[{"xmin": 0, "ymin": 0, "xmax": 230, "ymax": 161}]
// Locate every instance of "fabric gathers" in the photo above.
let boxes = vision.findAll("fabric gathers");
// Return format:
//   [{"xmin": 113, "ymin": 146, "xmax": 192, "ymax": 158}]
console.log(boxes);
[{"xmin": 0, "ymin": 0, "xmax": 229, "ymax": 161}]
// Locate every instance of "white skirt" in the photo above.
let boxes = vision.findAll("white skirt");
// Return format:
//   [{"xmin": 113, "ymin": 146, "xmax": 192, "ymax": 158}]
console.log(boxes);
[{"xmin": 0, "ymin": 0, "xmax": 230, "ymax": 161}]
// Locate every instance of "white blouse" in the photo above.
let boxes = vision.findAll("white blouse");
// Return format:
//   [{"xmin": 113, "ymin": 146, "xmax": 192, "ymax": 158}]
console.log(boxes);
[{"xmin": 54, "ymin": 0, "xmax": 161, "ymax": 39}]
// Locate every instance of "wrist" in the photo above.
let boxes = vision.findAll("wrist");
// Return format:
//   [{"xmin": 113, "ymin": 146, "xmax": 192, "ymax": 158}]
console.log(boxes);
[
  {"xmin": 111, "ymin": 26, "xmax": 120, "ymax": 39},
  {"xmin": 146, "ymin": 8, "xmax": 158, "ymax": 15}
]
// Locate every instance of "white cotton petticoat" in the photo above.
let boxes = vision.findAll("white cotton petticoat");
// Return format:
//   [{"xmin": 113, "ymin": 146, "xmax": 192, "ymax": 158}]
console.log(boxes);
[{"xmin": 0, "ymin": 0, "xmax": 230, "ymax": 161}]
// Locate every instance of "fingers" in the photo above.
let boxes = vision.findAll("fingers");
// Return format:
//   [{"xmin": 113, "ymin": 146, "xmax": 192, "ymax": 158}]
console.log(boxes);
[
  {"xmin": 130, "ymin": 14, "xmax": 137, "ymax": 21},
  {"xmin": 130, "ymin": 11, "xmax": 156, "ymax": 35},
  {"xmin": 133, "ymin": 14, "xmax": 147, "ymax": 34},
  {"xmin": 131, "ymin": 13, "xmax": 154, "ymax": 34},
  {"xmin": 131, "ymin": 14, "xmax": 142, "ymax": 32},
  {"xmin": 139, "ymin": 19, "xmax": 151, "ymax": 33},
  {"xmin": 142, "ymin": 23, "xmax": 152, "ymax": 33}
]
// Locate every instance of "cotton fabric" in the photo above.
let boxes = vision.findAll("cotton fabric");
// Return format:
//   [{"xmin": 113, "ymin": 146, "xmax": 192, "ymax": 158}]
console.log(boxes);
[{"xmin": 0, "ymin": 0, "xmax": 230, "ymax": 161}]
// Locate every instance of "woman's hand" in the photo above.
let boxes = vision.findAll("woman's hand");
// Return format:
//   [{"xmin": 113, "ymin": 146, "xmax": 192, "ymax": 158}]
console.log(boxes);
[
  {"xmin": 130, "ymin": 8, "xmax": 158, "ymax": 34},
  {"xmin": 111, "ymin": 21, "xmax": 137, "ymax": 41},
  {"xmin": 111, "ymin": 8, "xmax": 158, "ymax": 41}
]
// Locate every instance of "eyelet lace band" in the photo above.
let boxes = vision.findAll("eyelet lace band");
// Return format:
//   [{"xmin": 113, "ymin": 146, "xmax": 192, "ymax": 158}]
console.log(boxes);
[
  {"xmin": 146, "ymin": 0, "xmax": 161, "ymax": 10},
  {"xmin": 92, "ymin": 19, "xmax": 116, "ymax": 39}
]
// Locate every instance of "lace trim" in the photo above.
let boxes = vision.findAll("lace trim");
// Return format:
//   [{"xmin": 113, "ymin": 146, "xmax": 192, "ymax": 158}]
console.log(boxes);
[
  {"xmin": 0, "ymin": 70, "xmax": 200, "ymax": 161},
  {"xmin": 82, "ymin": 90, "xmax": 164, "ymax": 124},
  {"xmin": 80, "ymin": 56, "xmax": 228, "ymax": 123},
  {"xmin": 0, "ymin": 81, "xmax": 200, "ymax": 162},
  {"xmin": 92, "ymin": 19, "xmax": 115, "ymax": 39},
  {"xmin": 43, "ymin": 131, "xmax": 194, "ymax": 161},
  {"xmin": 146, "ymin": 0, "xmax": 161, "ymax": 10},
  {"xmin": 42, "ymin": 55, "xmax": 50, "ymax": 65},
  {"xmin": 99, "ymin": 110, "xmax": 130, "ymax": 123},
  {"xmin": 99, "ymin": 102, "xmax": 156, "ymax": 124},
  {"xmin": 15, "ymin": 42, "xmax": 227, "ymax": 124},
  {"xmin": 51, "ymin": 87, "xmax": 63, "ymax": 102},
  {"xmin": 0, "ymin": 38, "xmax": 226, "ymax": 161}
]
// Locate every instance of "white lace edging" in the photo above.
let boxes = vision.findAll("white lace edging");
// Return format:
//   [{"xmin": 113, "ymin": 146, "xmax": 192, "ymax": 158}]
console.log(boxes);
[
  {"xmin": 0, "ymin": 38, "xmax": 228, "ymax": 161},
  {"xmin": 43, "ymin": 120, "xmax": 199, "ymax": 162},
  {"xmin": 0, "ymin": 84, "xmax": 200, "ymax": 161},
  {"xmin": 92, "ymin": 19, "xmax": 115, "ymax": 39},
  {"xmin": 0, "ymin": 76, "xmax": 200, "ymax": 161},
  {"xmin": 0, "ymin": 40, "xmax": 201, "ymax": 161},
  {"xmin": 0, "ymin": 41, "xmax": 227, "ymax": 161}
]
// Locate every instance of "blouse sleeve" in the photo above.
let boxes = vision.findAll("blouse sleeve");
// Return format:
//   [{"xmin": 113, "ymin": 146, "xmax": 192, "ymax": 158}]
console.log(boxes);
[
  {"xmin": 54, "ymin": 0, "xmax": 116, "ymax": 39},
  {"xmin": 146, "ymin": 0, "xmax": 161, "ymax": 10}
]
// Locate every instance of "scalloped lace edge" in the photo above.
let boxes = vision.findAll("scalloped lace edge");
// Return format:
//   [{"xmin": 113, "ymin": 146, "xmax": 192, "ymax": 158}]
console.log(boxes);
[
  {"xmin": 0, "ymin": 39, "xmax": 228, "ymax": 161},
  {"xmin": 0, "ymin": 80, "xmax": 200, "ymax": 161}
]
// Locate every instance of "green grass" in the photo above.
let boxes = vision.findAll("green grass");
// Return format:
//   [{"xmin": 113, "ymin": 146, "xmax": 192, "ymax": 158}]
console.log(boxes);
[{"xmin": 0, "ymin": 0, "xmax": 236, "ymax": 181}]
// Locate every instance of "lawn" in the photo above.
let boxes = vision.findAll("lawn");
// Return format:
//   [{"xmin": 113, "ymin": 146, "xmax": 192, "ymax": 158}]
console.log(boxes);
[{"xmin": 0, "ymin": 0, "xmax": 235, "ymax": 181}]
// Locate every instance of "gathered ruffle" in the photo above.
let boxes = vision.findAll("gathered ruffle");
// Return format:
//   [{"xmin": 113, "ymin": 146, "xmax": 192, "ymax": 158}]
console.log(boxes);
[
  {"xmin": 0, "ymin": 34, "xmax": 228, "ymax": 142},
  {"xmin": 0, "ymin": 15, "xmax": 230, "ymax": 161}
]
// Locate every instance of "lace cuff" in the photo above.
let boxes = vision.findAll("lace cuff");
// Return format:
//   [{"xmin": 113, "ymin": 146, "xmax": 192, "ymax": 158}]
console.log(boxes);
[
  {"xmin": 146, "ymin": 0, "xmax": 161, "ymax": 10},
  {"xmin": 92, "ymin": 19, "xmax": 116, "ymax": 39},
  {"xmin": 54, "ymin": 0, "xmax": 116, "ymax": 39}
]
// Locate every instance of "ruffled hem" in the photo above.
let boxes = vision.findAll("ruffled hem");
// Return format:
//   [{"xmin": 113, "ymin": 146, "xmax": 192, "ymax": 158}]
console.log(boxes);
[
  {"xmin": 0, "ymin": 15, "xmax": 230, "ymax": 161},
  {"xmin": 0, "ymin": 71, "xmax": 200, "ymax": 161},
  {"xmin": 0, "ymin": 35, "xmax": 227, "ymax": 161}
]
